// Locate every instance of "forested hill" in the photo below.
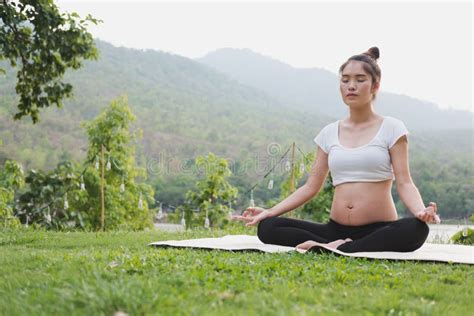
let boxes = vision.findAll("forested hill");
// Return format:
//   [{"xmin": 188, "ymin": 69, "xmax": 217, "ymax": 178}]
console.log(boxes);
[
  {"xmin": 197, "ymin": 48, "xmax": 473, "ymax": 130},
  {"xmin": 0, "ymin": 40, "xmax": 472, "ymax": 169},
  {"xmin": 0, "ymin": 39, "xmax": 472, "ymax": 165},
  {"xmin": 0, "ymin": 40, "xmax": 333, "ymax": 171},
  {"xmin": 0, "ymin": 40, "xmax": 473, "ymax": 218}
]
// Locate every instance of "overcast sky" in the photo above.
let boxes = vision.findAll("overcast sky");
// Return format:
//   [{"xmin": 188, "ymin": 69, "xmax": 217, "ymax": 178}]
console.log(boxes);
[{"xmin": 57, "ymin": 0, "xmax": 473, "ymax": 113}]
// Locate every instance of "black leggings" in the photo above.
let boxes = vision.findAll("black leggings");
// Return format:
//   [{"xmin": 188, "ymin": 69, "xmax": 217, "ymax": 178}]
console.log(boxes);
[{"xmin": 257, "ymin": 216, "xmax": 429, "ymax": 253}]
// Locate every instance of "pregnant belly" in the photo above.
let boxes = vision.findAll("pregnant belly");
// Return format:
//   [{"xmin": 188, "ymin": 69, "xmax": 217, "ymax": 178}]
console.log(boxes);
[{"xmin": 330, "ymin": 179, "xmax": 398, "ymax": 226}]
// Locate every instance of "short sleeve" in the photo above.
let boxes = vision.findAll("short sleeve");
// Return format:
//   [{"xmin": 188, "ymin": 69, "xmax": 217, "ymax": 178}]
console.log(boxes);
[
  {"xmin": 388, "ymin": 119, "xmax": 409, "ymax": 149},
  {"xmin": 313, "ymin": 127, "xmax": 329, "ymax": 153}
]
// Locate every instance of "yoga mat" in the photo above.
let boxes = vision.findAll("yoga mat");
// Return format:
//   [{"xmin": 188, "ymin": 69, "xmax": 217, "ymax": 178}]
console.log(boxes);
[{"xmin": 148, "ymin": 234, "xmax": 474, "ymax": 265}]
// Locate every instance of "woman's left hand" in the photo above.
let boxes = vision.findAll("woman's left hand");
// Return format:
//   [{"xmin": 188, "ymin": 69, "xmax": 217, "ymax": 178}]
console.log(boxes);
[{"xmin": 416, "ymin": 202, "xmax": 441, "ymax": 224}]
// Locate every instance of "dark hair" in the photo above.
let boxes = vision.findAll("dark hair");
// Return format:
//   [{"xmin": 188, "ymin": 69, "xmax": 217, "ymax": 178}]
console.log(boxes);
[{"xmin": 339, "ymin": 47, "xmax": 381, "ymax": 100}]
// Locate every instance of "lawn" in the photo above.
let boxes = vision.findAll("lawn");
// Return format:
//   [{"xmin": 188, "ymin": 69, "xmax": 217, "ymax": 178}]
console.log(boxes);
[{"xmin": 0, "ymin": 227, "xmax": 472, "ymax": 315}]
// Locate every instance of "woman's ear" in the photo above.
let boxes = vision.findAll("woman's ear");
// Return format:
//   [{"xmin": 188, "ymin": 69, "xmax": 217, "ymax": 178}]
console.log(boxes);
[{"xmin": 371, "ymin": 81, "xmax": 380, "ymax": 94}]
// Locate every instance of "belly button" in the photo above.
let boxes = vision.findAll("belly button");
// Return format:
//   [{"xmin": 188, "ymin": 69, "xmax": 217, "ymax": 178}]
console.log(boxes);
[{"xmin": 348, "ymin": 205, "xmax": 354, "ymax": 209}]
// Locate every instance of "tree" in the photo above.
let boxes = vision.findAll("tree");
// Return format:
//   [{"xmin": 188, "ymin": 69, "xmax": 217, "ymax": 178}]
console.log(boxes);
[
  {"xmin": 79, "ymin": 95, "xmax": 154, "ymax": 230},
  {"xmin": 173, "ymin": 152, "xmax": 238, "ymax": 229},
  {"xmin": 13, "ymin": 96, "xmax": 154, "ymax": 230},
  {"xmin": 0, "ymin": 0, "xmax": 100, "ymax": 123}
]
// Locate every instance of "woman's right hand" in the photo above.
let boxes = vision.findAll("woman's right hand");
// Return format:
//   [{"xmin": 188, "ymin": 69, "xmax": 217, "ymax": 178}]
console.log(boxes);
[
  {"xmin": 231, "ymin": 207, "xmax": 272, "ymax": 227},
  {"xmin": 415, "ymin": 202, "xmax": 441, "ymax": 224}
]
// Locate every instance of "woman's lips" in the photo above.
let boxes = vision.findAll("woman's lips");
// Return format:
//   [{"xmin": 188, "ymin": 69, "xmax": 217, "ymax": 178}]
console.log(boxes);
[{"xmin": 347, "ymin": 94, "xmax": 357, "ymax": 97}]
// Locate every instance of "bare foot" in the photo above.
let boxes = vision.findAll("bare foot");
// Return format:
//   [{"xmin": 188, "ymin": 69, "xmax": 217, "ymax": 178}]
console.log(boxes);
[
  {"xmin": 296, "ymin": 238, "xmax": 353, "ymax": 251},
  {"xmin": 326, "ymin": 238, "xmax": 353, "ymax": 250}
]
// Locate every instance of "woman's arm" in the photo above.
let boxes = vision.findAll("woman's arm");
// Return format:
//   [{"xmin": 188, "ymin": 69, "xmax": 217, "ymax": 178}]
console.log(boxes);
[
  {"xmin": 390, "ymin": 135, "xmax": 439, "ymax": 222},
  {"xmin": 390, "ymin": 135, "xmax": 425, "ymax": 215},
  {"xmin": 269, "ymin": 146, "xmax": 329, "ymax": 217}
]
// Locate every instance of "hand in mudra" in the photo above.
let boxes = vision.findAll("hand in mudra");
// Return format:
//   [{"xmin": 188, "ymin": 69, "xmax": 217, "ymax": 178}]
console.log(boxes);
[
  {"xmin": 231, "ymin": 206, "xmax": 271, "ymax": 227},
  {"xmin": 415, "ymin": 202, "xmax": 441, "ymax": 224}
]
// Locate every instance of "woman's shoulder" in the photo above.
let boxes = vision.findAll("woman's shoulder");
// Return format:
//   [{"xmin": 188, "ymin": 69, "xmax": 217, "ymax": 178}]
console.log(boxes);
[
  {"xmin": 320, "ymin": 120, "xmax": 339, "ymax": 132},
  {"xmin": 383, "ymin": 115, "xmax": 406, "ymax": 126},
  {"xmin": 381, "ymin": 116, "xmax": 410, "ymax": 147},
  {"xmin": 313, "ymin": 120, "xmax": 339, "ymax": 151}
]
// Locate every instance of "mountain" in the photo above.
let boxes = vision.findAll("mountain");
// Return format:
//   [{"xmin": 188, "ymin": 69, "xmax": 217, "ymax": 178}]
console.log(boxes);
[
  {"xmin": 0, "ymin": 40, "xmax": 333, "ymax": 171},
  {"xmin": 1, "ymin": 40, "xmax": 472, "ymax": 174},
  {"xmin": 0, "ymin": 40, "xmax": 472, "ymax": 217},
  {"xmin": 197, "ymin": 48, "xmax": 473, "ymax": 130}
]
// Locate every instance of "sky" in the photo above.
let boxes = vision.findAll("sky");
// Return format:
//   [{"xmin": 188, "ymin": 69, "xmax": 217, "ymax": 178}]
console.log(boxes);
[{"xmin": 57, "ymin": 0, "xmax": 473, "ymax": 113}]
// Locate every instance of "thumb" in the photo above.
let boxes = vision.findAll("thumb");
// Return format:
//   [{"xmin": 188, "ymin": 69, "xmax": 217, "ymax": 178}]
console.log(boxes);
[{"xmin": 246, "ymin": 219, "xmax": 256, "ymax": 227}]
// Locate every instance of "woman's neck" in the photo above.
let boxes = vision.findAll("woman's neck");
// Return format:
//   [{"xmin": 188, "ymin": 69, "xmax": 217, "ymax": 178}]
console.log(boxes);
[{"xmin": 347, "ymin": 105, "xmax": 379, "ymax": 125}]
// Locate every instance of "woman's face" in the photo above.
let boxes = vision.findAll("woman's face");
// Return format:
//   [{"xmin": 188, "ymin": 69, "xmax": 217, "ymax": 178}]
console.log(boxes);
[{"xmin": 339, "ymin": 60, "xmax": 379, "ymax": 107}]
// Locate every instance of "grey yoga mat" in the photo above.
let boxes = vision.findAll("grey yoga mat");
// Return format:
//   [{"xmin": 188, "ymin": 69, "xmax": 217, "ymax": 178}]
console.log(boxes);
[{"xmin": 148, "ymin": 234, "xmax": 474, "ymax": 265}]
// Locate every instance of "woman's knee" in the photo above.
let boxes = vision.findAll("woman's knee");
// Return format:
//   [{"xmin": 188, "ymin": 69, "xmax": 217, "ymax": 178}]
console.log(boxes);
[
  {"xmin": 406, "ymin": 217, "xmax": 429, "ymax": 237},
  {"xmin": 402, "ymin": 217, "xmax": 430, "ymax": 251},
  {"xmin": 257, "ymin": 217, "xmax": 279, "ymax": 244}
]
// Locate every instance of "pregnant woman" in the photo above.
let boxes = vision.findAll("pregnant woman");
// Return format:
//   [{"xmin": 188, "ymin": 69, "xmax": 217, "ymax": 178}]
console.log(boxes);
[{"xmin": 232, "ymin": 47, "xmax": 440, "ymax": 253}]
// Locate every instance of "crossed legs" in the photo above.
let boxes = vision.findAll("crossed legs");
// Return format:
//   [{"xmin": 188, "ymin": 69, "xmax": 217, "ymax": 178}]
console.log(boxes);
[{"xmin": 257, "ymin": 216, "xmax": 429, "ymax": 253}]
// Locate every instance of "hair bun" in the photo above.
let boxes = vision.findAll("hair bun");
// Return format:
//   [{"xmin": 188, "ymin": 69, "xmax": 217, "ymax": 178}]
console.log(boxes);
[{"xmin": 364, "ymin": 47, "xmax": 380, "ymax": 61}]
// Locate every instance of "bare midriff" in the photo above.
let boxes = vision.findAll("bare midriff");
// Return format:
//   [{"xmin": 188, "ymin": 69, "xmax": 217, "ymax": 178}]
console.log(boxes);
[{"xmin": 330, "ymin": 179, "xmax": 398, "ymax": 226}]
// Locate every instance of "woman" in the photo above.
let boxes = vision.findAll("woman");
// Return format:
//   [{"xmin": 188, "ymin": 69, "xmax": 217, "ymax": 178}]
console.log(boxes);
[{"xmin": 232, "ymin": 47, "xmax": 440, "ymax": 253}]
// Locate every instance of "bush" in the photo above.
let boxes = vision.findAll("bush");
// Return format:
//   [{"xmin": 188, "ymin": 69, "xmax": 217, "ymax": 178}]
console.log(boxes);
[
  {"xmin": 450, "ymin": 228, "xmax": 474, "ymax": 245},
  {"xmin": 14, "ymin": 161, "xmax": 86, "ymax": 229},
  {"xmin": 1, "ymin": 160, "xmax": 24, "ymax": 229}
]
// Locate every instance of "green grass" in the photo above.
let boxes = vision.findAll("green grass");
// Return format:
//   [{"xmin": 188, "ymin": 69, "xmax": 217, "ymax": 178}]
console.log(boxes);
[{"xmin": 0, "ymin": 227, "xmax": 473, "ymax": 316}]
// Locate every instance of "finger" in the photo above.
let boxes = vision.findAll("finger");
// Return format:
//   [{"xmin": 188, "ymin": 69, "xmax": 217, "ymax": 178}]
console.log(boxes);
[
  {"xmin": 422, "ymin": 207, "xmax": 434, "ymax": 217},
  {"xmin": 232, "ymin": 215, "xmax": 252, "ymax": 222},
  {"xmin": 428, "ymin": 213, "xmax": 437, "ymax": 223},
  {"xmin": 428, "ymin": 209, "xmax": 436, "ymax": 217},
  {"xmin": 420, "ymin": 213, "xmax": 429, "ymax": 222},
  {"xmin": 428, "ymin": 212, "xmax": 440, "ymax": 224},
  {"xmin": 246, "ymin": 220, "xmax": 257, "ymax": 227},
  {"xmin": 429, "ymin": 202, "xmax": 438, "ymax": 213},
  {"xmin": 425, "ymin": 214, "xmax": 434, "ymax": 223},
  {"xmin": 242, "ymin": 211, "xmax": 253, "ymax": 218}
]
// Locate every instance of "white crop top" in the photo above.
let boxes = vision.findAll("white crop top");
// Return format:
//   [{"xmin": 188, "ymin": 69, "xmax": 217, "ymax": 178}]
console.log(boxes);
[{"xmin": 313, "ymin": 116, "xmax": 409, "ymax": 187}]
